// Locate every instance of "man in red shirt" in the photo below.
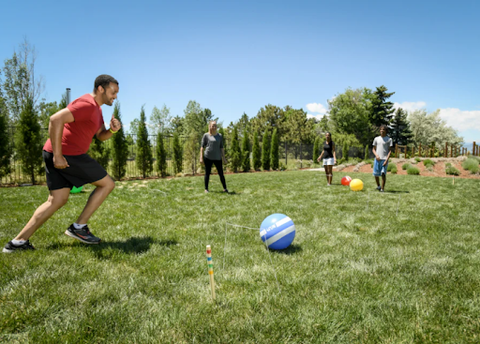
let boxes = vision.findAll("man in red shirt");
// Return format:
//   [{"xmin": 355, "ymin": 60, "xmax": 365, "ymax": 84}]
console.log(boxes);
[{"xmin": 3, "ymin": 75, "xmax": 121, "ymax": 252}]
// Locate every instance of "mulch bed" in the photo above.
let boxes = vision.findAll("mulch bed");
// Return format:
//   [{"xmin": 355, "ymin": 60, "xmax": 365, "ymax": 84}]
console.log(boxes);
[{"xmin": 338, "ymin": 158, "xmax": 480, "ymax": 180}]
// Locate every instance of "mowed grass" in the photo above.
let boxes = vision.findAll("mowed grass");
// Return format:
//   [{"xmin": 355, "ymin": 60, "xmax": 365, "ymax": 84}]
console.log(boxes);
[{"xmin": 1, "ymin": 171, "xmax": 480, "ymax": 343}]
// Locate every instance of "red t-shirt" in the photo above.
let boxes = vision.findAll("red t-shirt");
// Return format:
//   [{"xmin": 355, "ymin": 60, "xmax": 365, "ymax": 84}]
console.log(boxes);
[{"xmin": 43, "ymin": 94, "xmax": 104, "ymax": 156}]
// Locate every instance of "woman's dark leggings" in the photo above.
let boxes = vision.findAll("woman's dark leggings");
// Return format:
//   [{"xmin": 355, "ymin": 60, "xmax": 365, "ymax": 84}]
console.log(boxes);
[{"xmin": 204, "ymin": 157, "xmax": 227, "ymax": 191}]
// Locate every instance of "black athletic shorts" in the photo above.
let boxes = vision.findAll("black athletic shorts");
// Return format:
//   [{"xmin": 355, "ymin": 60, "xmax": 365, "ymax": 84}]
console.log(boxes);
[{"xmin": 43, "ymin": 150, "xmax": 108, "ymax": 191}]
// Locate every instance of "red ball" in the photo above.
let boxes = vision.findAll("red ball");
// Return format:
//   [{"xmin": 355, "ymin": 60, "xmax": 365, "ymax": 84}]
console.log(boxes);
[{"xmin": 341, "ymin": 176, "xmax": 352, "ymax": 186}]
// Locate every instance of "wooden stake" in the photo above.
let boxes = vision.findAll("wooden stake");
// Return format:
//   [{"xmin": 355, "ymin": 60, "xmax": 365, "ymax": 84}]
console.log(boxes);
[{"xmin": 206, "ymin": 245, "xmax": 216, "ymax": 300}]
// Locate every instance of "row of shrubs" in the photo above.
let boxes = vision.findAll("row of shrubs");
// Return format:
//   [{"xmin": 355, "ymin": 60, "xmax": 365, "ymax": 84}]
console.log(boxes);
[
  {"xmin": 368, "ymin": 156, "xmax": 480, "ymax": 176},
  {"xmin": 341, "ymin": 155, "xmax": 479, "ymax": 177}
]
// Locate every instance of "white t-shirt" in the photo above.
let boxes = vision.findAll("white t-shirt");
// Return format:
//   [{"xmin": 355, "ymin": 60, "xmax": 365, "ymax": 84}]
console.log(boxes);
[{"xmin": 372, "ymin": 136, "xmax": 393, "ymax": 160}]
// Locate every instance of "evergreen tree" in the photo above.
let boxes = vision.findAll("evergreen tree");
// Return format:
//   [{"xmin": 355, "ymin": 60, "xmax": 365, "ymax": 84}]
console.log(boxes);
[
  {"xmin": 364, "ymin": 145, "xmax": 369, "ymax": 160},
  {"xmin": 0, "ymin": 95, "xmax": 11, "ymax": 179},
  {"xmin": 135, "ymin": 106, "xmax": 153, "ymax": 178},
  {"xmin": 270, "ymin": 128, "xmax": 279, "ymax": 170},
  {"xmin": 313, "ymin": 136, "xmax": 321, "ymax": 162},
  {"xmin": 262, "ymin": 130, "xmax": 270, "ymax": 170},
  {"xmin": 110, "ymin": 102, "xmax": 128, "ymax": 180},
  {"xmin": 390, "ymin": 108, "xmax": 413, "ymax": 146},
  {"xmin": 229, "ymin": 126, "xmax": 241, "ymax": 173},
  {"xmin": 369, "ymin": 85, "xmax": 395, "ymax": 144},
  {"xmin": 218, "ymin": 127, "xmax": 227, "ymax": 155},
  {"xmin": 156, "ymin": 133, "xmax": 167, "ymax": 177},
  {"xmin": 172, "ymin": 132, "xmax": 183, "ymax": 174},
  {"xmin": 241, "ymin": 130, "xmax": 251, "ymax": 172},
  {"xmin": 15, "ymin": 97, "xmax": 43, "ymax": 184},
  {"xmin": 88, "ymin": 137, "xmax": 110, "ymax": 169},
  {"xmin": 252, "ymin": 130, "xmax": 261, "ymax": 171}
]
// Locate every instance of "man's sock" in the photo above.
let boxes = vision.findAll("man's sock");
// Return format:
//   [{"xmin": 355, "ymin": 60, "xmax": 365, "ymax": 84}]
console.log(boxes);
[
  {"xmin": 12, "ymin": 239, "xmax": 27, "ymax": 246},
  {"xmin": 73, "ymin": 223, "xmax": 87, "ymax": 229}
]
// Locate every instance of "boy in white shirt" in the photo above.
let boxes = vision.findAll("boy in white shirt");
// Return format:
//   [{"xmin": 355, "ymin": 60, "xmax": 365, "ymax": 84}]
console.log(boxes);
[{"xmin": 372, "ymin": 125, "xmax": 393, "ymax": 192}]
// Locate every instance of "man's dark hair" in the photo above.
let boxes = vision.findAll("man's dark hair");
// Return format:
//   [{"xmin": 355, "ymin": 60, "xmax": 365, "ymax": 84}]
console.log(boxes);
[
  {"xmin": 94, "ymin": 75, "xmax": 119, "ymax": 92},
  {"xmin": 379, "ymin": 124, "xmax": 388, "ymax": 131}
]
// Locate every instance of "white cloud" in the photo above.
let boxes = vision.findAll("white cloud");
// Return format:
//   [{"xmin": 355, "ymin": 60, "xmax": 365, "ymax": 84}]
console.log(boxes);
[
  {"xmin": 393, "ymin": 101, "xmax": 427, "ymax": 113},
  {"xmin": 306, "ymin": 114, "xmax": 325, "ymax": 121},
  {"xmin": 438, "ymin": 108, "xmax": 480, "ymax": 132},
  {"xmin": 394, "ymin": 100, "xmax": 480, "ymax": 142},
  {"xmin": 306, "ymin": 103, "xmax": 327, "ymax": 114}
]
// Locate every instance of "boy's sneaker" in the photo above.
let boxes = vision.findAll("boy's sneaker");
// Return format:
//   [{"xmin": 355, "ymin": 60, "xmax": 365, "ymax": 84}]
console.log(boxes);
[
  {"xmin": 380, "ymin": 189, "xmax": 385, "ymax": 193},
  {"xmin": 3, "ymin": 240, "xmax": 35, "ymax": 253},
  {"xmin": 65, "ymin": 224, "xmax": 101, "ymax": 244},
  {"xmin": 376, "ymin": 186, "xmax": 381, "ymax": 191}
]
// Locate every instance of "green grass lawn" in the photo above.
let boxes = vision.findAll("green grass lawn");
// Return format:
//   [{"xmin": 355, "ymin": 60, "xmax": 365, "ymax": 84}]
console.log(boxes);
[{"xmin": 1, "ymin": 171, "xmax": 480, "ymax": 343}]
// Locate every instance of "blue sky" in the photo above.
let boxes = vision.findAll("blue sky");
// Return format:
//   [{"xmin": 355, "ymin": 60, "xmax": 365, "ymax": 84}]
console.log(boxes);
[{"xmin": 1, "ymin": 0, "xmax": 479, "ymax": 143}]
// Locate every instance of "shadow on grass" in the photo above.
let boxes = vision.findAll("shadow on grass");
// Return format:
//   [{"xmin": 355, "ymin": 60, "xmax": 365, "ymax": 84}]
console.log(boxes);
[
  {"xmin": 382, "ymin": 190, "xmax": 410, "ymax": 194},
  {"xmin": 268, "ymin": 244, "xmax": 302, "ymax": 255},
  {"xmin": 208, "ymin": 190, "xmax": 240, "ymax": 195},
  {"xmin": 47, "ymin": 237, "xmax": 178, "ymax": 256}
]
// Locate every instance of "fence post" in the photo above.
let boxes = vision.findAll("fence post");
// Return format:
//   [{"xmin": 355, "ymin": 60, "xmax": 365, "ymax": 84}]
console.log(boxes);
[
  {"xmin": 285, "ymin": 142, "xmax": 287, "ymax": 166},
  {"xmin": 473, "ymin": 141, "xmax": 476, "ymax": 156},
  {"xmin": 412, "ymin": 146, "xmax": 415, "ymax": 158},
  {"xmin": 395, "ymin": 144, "xmax": 398, "ymax": 158}
]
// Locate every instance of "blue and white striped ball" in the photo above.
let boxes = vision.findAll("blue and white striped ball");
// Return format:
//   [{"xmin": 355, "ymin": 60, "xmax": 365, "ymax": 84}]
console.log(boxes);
[{"xmin": 259, "ymin": 214, "xmax": 296, "ymax": 250}]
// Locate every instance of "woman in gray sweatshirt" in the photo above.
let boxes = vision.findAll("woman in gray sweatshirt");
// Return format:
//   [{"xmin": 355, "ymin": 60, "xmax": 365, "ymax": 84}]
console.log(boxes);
[{"xmin": 200, "ymin": 121, "xmax": 228, "ymax": 193}]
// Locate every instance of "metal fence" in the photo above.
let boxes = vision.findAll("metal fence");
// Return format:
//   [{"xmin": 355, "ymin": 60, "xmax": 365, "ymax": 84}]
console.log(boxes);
[
  {"xmin": 3, "ymin": 126, "xmax": 472, "ymax": 186},
  {"xmin": 1, "ymin": 128, "xmax": 318, "ymax": 185}
]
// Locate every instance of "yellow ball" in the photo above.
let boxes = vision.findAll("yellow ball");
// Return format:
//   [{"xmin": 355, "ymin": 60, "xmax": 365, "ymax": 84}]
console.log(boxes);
[{"xmin": 349, "ymin": 179, "xmax": 363, "ymax": 191}]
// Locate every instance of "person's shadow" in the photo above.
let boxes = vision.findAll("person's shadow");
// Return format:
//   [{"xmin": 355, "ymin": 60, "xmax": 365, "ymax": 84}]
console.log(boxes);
[
  {"xmin": 47, "ymin": 237, "xmax": 178, "ymax": 258},
  {"xmin": 381, "ymin": 190, "xmax": 410, "ymax": 194}
]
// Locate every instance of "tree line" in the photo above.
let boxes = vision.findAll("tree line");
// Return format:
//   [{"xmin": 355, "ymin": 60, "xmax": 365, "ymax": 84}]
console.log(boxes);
[{"xmin": 0, "ymin": 40, "xmax": 465, "ymax": 184}]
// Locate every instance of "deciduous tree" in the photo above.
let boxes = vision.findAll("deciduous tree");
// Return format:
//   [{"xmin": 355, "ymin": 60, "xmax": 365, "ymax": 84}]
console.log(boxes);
[
  {"xmin": 328, "ymin": 88, "xmax": 373, "ymax": 147},
  {"xmin": 1, "ymin": 39, "xmax": 44, "ymax": 122},
  {"xmin": 408, "ymin": 109, "xmax": 463, "ymax": 147},
  {"xmin": 251, "ymin": 105, "xmax": 285, "ymax": 140},
  {"xmin": 150, "ymin": 104, "xmax": 171, "ymax": 135}
]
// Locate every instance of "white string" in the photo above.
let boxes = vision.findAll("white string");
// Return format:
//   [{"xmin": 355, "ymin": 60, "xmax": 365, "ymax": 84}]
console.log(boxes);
[
  {"xmin": 396, "ymin": 195, "xmax": 401, "ymax": 217},
  {"xmin": 224, "ymin": 222, "xmax": 281, "ymax": 293}
]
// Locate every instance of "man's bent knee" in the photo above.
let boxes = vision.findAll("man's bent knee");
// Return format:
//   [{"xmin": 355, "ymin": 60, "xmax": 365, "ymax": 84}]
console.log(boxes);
[
  {"xmin": 92, "ymin": 175, "xmax": 115, "ymax": 192},
  {"xmin": 48, "ymin": 189, "xmax": 70, "ymax": 209}
]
